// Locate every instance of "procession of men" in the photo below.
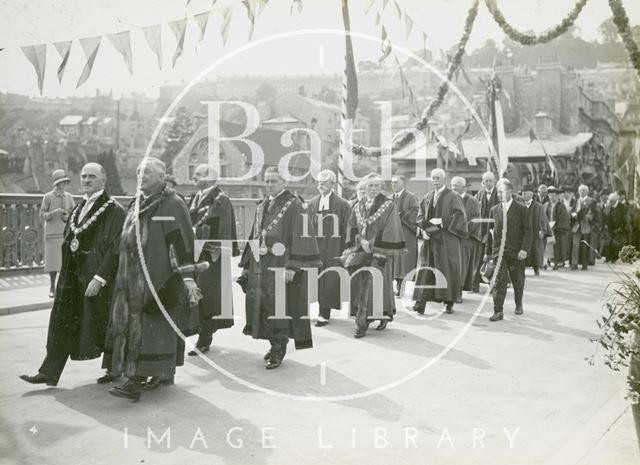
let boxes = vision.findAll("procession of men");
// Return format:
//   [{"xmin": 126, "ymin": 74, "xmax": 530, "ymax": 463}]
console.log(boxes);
[{"xmin": 19, "ymin": 159, "xmax": 638, "ymax": 401}]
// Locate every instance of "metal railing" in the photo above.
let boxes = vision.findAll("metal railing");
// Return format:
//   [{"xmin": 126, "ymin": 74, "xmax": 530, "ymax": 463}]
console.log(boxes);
[{"xmin": 0, "ymin": 193, "xmax": 259, "ymax": 274}]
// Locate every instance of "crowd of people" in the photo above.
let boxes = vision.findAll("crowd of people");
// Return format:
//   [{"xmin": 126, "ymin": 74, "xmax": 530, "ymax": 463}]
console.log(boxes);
[{"xmin": 19, "ymin": 158, "xmax": 638, "ymax": 401}]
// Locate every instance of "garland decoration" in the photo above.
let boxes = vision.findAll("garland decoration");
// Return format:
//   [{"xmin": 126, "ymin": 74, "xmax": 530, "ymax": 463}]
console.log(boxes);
[
  {"xmin": 485, "ymin": 0, "xmax": 589, "ymax": 45},
  {"xmin": 352, "ymin": 0, "xmax": 479, "ymax": 157},
  {"xmin": 608, "ymin": 0, "xmax": 640, "ymax": 81}
]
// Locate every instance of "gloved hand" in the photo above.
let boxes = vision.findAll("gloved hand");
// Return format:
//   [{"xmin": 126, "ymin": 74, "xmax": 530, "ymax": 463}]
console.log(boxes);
[{"xmin": 184, "ymin": 279, "xmax": 203, "ymax": 306}]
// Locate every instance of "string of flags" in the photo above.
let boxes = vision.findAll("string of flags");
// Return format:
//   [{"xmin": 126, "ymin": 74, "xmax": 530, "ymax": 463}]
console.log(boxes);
[{"xmin": 11, "ymin": 1, "xmax": 267, "ymax": 95}]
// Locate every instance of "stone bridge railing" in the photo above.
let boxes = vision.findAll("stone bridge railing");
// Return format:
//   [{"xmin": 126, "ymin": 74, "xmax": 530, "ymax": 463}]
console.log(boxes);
[{"xmin": 0, "ymin": 193, "xmax": 259, "ymax": 274}]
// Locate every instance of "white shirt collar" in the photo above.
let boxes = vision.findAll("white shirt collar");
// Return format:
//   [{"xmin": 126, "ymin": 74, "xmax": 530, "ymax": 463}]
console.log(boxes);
[
  {"xmin": 460, "ymin": 192, "xmax": 467, "ymax": 198},
  {"xmin": 485, "ymin": 188, "xmax": 494, "ymax": 196},
  {"xmin": 504, "ymin": 198, "xmax": 513, "ymax": 211},
  {"xmin": 199, "ymin": 184, "xmax": 216, "ymax": 198},
  {"xmin": 434, "ymin": 185, "xmax": 446, "ymax": 195},
  {"xmin": 395, "ymin": 189, "xmax": 405, "ymax": 197},
  {"xmin": 321, "ymin": 191, "xmax": 332, "ymax": 199},
  {"xmin": 269, "ymin": 189, "xmax": 285, "ymax": 202},
  {"xmin": 84, "ymin": 189, "xmax": 104, "ymax": 203}
]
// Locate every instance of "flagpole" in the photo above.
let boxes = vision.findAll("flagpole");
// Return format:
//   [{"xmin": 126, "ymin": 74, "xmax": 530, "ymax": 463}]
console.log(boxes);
[{"xmin": 338, "ymin": 0, "xmax": 357, "ymax": 198}]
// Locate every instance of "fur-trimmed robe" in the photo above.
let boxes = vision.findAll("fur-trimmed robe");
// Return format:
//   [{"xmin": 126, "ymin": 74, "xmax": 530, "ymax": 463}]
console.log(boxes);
[
  {"xmin": 346, "ymin": 193, "xmax": 406, "ymax": 321},
  {"xmin": 46, "ymin": 192, "xmax": 125, "ymax": 361},
  {"xmin": 240, "ymin": 190, "xmax": 321, "ymax": 350},
  {"xmin": 190, "ymin": 185, "xmax": 238, "ymax": 334},
  {"xmin": 103, "ymin": 187, "xmax": 195, "ymax": 379},
  {"xmin": 413, "ymin": 187, "xmax": 468, "ymax": 304}
]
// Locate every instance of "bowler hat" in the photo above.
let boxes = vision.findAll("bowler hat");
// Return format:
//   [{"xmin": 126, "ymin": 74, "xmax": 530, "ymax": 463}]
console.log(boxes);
[{"xmin": 52, "ymin": 169, "xmax": 70, "ymax": 186}]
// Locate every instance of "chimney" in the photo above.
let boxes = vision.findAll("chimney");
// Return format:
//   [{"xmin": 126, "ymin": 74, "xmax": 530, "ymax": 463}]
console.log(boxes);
[{"xmin": 534, "ymin": 111, "xmax": 553, "ymax": 139}]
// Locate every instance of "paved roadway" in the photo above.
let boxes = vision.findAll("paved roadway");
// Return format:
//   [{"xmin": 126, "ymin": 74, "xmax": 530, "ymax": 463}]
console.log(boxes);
[{"xmin": 0, "ymin": 263, "xmax": 638, "ymax": 465}]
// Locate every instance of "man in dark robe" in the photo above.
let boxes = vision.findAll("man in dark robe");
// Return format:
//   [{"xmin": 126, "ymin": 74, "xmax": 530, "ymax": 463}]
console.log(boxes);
[
  {"xmin": 487, "ymin": 179, "xmax": 532, "ymax": 321},
  {"xmin": 20, "ymin": 162, "xmax": 125, "ymax": 387},
  {"xmin": 346, "ymin": 173, "xmax": 406, "ymax": 338},
  {"xmin": 473, "ymin": 171, "xmax": 499, "ymax": 292},
  {"xmin": 451, "ymin": 176, "xmax": 482, "ymax": 299},
  {"xmin": 307, "ymin": 169, "xmax": 351, "ymax": 327},
  {"xmin": 187, "ymin": 163, "xmax": 238, "ymax": 355},
  {"xmin": 546, "ymin": 187, "xmax": 571, "ymax": 270},
  {"xmin": 389, "ymin": 175, "xmax": 419, "ymax": 296},
  {"xmin": 413, "ymin": 169, "xmax": 468, "ymax": 314},
  {"xmin": 239, "ymin": 167, "xmax": 321, "ymax": 370},
  {"xmin": 105, "ymin": 157, "xmax": 200, "ymax": 400},
  {"xmin": 604, "ymin": 192, "xmax": 628, "ymax": 263},
  {"xmin": 570, "ymin": 184, "xmax": 597, "ymax": 270},
  {"xmin": 522, "ymin": 188, "xmax": 551, "ymax": 275}
]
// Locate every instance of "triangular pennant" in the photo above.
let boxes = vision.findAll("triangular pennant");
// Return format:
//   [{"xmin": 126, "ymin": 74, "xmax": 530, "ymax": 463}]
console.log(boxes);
[
  {"xmin": 21, "ymin": 44, "xmax": 47, "ymax": 95},
  {"xmin": 143, "ymin": 25, "xmax": 163, "ymax": 69},
  {"xmin": 257, "ymin": 0, "xmax": 268, "ymax": 13},
  {"xmin": 53, "ymin": 40, "xmax": 72, "ymax": 84},
  {"xmin": 393, "ymin": 0, "xmax": 402, "ymax": 19},
  {"xmin": 379, "ymin": 26, "xmax": 392, "ymax": 63},
  {"xmin": 77, "ymin": 36, "xmax": 102, "ymax": 88},
  {"xmin": 169, "ymin": 18, "xmax": 187, "ymax": 67},
  {"xmin": 108, "ymin": 31, "xmax": 133, "ymax": 74},
  {"xmin": 194, "ymin": 11, "xmax": 210, "ymax": 42},
  {"xmin": 241, "ymin": 0, "xmax": 256, "ymax": 40},
  {"xmin": 383, "ymin": 0, "xmax": 389, "ymax": 9},
  {"xmin": 291, "ymin": 0, "xmax": 303, "ymax": 14},
  {"xmin": 375, "ymin": 11, "xmax": 381, "ymax": 26},
  {"xmin": 220, "ymin": 5, "xmax": 234, "ymax": 45},
  {"xmin": 404, "ymin": 13, "xmax": 413, "ymax": 40},
  {"xmin": 364, "ymin": 0, "xmax": 375, "ymax": 15}
]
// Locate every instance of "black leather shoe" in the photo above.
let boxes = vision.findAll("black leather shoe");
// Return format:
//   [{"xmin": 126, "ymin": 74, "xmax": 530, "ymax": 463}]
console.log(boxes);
[
  {"xmin": 109, "ymin": 380, "xmax": 142, "ymax": 401},
  {"xmin": 571, "ymin": 265, "xmax": 578, "ymax": 270},
  {"xmin": 413, "ymin": 304, "xmax": 425, "ymax": 315},
  {"xmin": 445, "ymin": 304, "xmax": 454, "ymax": 314},
  {"xmin": 188, "ymin": 345, "xmax": 210, "ymax": 356},
  {"xmin": 489, "ymin": 311, "xmax": 504, "ymax": 322},
  {"xmin": 19, "ymin": 373, "xmax": 57, "ymax": 387},
  {"xmin": 265, "ymin": 358, "xmax": 282, "ymax": 370},
  {"xmin": 96, "ymin": 372, "xmax": 115, "ymax": 384},
  {"xmin": 376, "ymin": 320, "xmax": 388, "ymax": 331},
  {"xmin": 515, "ymin": 305, "xmax": 524, "ymax": 315},
  {"xmin": 315, "ymin": 319, "xmax": 329, "ymax": 327},
  {"xmin": 263, "ymin": 351, "xmax": 271, "ymax": 363},
  {"xmin": 354, "ymin": 330, "xmax": 366, "ymax": 338},
  {"xmin": 143, "ymin": 376, "xmax": 174, "ymax": 391},
  {"xmin": 581, "ymin": 265, "xmax": 588, "ymax": 270}
]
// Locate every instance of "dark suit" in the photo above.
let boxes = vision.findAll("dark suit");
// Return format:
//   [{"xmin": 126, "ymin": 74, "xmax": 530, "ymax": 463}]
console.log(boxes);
[
  {"xmin": 570, "ymin": 196, "xmax": 597, "ymax": 268},
  {"xmin": 473, "ymin": 189, "xmax": 499, "ymax": 290},
  {"xmin": 487, "ymin": 200, "xmax": 532, "ymax": 312}
]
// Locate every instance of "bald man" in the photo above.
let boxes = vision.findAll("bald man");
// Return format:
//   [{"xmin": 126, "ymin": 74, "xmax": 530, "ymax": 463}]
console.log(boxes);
[
  {"xmin": 105, "ymin": 157, "xmax": 200, "ymax": 400},
  {"xmin": 21, "ymin": 163, "xmax": 126, "ymax": 387},
  {"xmin": 187, "ymin": 163, "xmax": 238, "ymax": 354},
  {"xmin": 413, "ymin": 169, "xmax": 468, "ymax": 314}
]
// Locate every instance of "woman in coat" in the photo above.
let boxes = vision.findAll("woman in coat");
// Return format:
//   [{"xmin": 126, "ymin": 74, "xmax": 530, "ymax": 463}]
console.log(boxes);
[{"xmin": 40, "ymin": 169, "xmax": 75, "ymax": 297}]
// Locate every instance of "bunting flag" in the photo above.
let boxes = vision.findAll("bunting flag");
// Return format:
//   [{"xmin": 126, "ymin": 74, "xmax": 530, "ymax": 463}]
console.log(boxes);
[
  {"xmin": 21, "ymin": 44, "xmax": 47, "ymax": 95},
  {"xmin": 379, "ymin": 26, "xmax": 392, "ymax": 62},
  {"xmin": 291, "ymin": 0, "xmax": 303, "ymax": 14},
  {"xmin": 169, "ymin": 18, "xmax": 187, "ymax": 67},
  {"xmin": 338, "ymin": 0, "xmax": 359, "ymax": 197},
  {"xmin": 53, "ymin": 40, "xmax": 72, "ymax": 84},
  {"xmin": 77, "ymin": 36, "xmax": 102, "ymax": 88},
  {"xmin": 194, "ymin": 11, "xmax": 211, "ymax": 41},
  {"xmin": 241, "ymin": 0, "xmax": 256, "ymax": 39},
  {"xmin": 365, "ymin": 0, "xmax": 376, "ymax": 14},
  {"xmin": 393, "ymin": 0, "xmax": 402, "ymax": 19},
  {"xmin": 143, "ymin": 25, "xmax": 163, "ymax": 70},
  {"xmin": 220, "ymin": 5, "xmax": 234, "ymax": 45},
  {"xmin": 108, "ymin": 31, "xmax": 133, "ymax": 74},
  {"xmin": 375, "ymin": 11, "xmax": 381, "ymax": 26},
  {"xmin": 404, "ymin": 13, "xmax": 413, "ymax": 41}
]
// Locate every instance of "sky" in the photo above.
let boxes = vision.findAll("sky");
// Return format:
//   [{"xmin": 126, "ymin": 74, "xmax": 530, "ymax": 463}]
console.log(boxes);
[{"xmin": 0, "ymin": 0, "xmax": 638, "ymax": 98}]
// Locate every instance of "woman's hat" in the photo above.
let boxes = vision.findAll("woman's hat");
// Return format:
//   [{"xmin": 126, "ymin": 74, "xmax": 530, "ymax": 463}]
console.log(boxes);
[{"xmin": 52, "ymin": 169, "xmax": 70, "ymax": 186}]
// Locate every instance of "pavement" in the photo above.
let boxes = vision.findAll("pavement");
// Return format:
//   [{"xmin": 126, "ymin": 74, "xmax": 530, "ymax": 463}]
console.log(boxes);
[
  {"xmin": 0, "ymin": 263, "xmax": 639, "ymax": 465},
  {"xmin": 0, "ymin": 273, "xmax": 53, "ymax": 315}
]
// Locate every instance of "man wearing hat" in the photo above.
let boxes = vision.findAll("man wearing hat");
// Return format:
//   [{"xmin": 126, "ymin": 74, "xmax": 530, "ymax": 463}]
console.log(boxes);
[
  {"xmin": 21, "ymin": 163, "xmax": 126, "ymax": 387},
  {"xmin": 570, "ymin": 185, "xmax": 597, "ymax": 270},
  {"xmin": 40, "ymin": 170, "xmax": 75, "ymax": 297},
  {"xmin": 546, "ymin": 187, "xmax": 571, "ymax": 270}
]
